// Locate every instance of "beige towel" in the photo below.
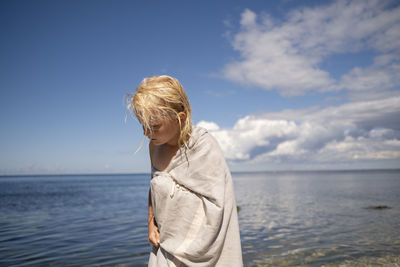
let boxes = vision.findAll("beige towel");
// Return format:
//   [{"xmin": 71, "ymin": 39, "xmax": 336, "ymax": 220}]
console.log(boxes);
[{"xmin": 148, "ymin": 127, "xmax": 243, "ymax": 267}]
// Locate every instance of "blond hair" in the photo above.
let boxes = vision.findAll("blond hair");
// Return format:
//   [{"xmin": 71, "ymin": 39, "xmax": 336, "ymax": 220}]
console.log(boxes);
[{"xmin": 127, "ymin": 75, "xmax": 193, "ymax": 148}]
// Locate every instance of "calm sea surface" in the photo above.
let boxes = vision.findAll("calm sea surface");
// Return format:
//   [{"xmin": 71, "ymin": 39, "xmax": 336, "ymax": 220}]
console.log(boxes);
[{"xmin": 0, "ymin": 170, "xmax": 399, "ymax": 266}]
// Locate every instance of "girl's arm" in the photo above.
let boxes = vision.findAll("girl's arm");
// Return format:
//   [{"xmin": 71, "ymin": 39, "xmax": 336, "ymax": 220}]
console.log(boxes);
[{"xmin": 148, "ymin": 189, "xmax": 160, "ymax": 247}]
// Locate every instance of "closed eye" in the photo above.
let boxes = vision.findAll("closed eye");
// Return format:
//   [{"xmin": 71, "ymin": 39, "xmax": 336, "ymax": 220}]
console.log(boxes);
[{"xmin": 151, "ymin": 124, "xmax": 161, "ymax": 130}]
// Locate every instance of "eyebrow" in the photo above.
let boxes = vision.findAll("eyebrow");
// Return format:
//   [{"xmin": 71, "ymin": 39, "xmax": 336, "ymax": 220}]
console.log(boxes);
[{"xmin": 143, "ymin": 123, "xmax": 161, "ymax": 130}]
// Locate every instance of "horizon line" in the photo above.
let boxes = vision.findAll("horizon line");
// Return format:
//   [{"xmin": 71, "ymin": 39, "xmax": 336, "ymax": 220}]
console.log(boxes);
[{"xmin": 1, "ymin": 167, "xmax": 400, "ymax": 177}]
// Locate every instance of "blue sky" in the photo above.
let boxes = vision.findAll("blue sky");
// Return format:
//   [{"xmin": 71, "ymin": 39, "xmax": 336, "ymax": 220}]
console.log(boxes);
[{"xmin": 1, "ymin": 0, "xmax": 399, "ymax": 175}]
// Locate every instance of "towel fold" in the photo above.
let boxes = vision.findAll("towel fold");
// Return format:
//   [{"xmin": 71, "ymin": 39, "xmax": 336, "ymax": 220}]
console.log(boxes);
[{"xmin": 148, "ymin": 127, "xmax": 243, "ymax": 267}]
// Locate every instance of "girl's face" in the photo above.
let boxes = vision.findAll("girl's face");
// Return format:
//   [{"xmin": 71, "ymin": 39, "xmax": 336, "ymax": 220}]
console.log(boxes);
[{"xmin": 144, "ymin": 117, "xmax": 180, "ymax": 146}]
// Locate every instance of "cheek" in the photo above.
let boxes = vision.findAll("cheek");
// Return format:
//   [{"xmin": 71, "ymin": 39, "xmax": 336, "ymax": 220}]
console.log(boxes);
[{"xmin": 165, "ymin": 125, "xmax": 177, "ymax": 137}]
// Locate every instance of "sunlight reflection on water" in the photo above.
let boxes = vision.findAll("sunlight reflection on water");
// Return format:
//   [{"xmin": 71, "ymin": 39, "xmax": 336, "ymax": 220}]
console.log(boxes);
[
  {"xmin": 0, "ymin": 170, "xmax": 399, "ymax": 266},
  {"xmin": 233, "ymin": 170, "xmax": 400, "ymax": 266}
]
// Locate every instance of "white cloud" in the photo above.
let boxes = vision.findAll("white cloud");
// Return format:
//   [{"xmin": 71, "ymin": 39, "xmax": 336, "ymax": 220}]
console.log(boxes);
[
  {"xmin": 341, "ymin": 67, "xmax": 394, "ymax": 92},
  {"xmin": 197, "ymin": 120, "xmax": 220, "ymax": 131},
  {"xmin": 339, "ymin": 54, "xmax": 400, "ymax": 100},
  {"xmin": 215, "ymin": 1, "xmax": 400, "ymax": 169},
  {"xmin": 223, "ymin": 0, "xmax": 400, "ymax": 96},
  {"xmin": 198, "ymin": 96, "xmax": 400, "ymax": 165},
  {"xmin": 240, "ymin": 8, "xmax": 257, "ymax": 27}
]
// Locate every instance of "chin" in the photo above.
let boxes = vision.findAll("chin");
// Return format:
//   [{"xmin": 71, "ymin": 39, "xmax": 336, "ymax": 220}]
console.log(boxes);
[{"xmin": 151, "ymin": 140, "xmax": 163, "ymax": 145}]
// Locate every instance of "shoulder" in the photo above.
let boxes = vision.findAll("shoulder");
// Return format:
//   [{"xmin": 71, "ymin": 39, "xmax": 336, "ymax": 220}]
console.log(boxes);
[
  {"xmin": 188, "ymin": 126, "xmax": 210, "ymax": 147},
  {"xmin": 190, "ymin": 126, "xmax": 224, "ymax": 154}
]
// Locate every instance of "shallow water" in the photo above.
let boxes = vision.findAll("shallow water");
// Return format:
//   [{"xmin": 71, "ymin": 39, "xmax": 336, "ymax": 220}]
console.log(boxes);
[
  {"xmin": 0, "ymin": 174, "xmax": 149, "ymax": 266},
  {"xmin": 0, "ymin": 170, "xmax": 399, "ymax": 266},
  {"xmin": 235, "ymin": 170, "xmax": 400, "ymax": 266}
]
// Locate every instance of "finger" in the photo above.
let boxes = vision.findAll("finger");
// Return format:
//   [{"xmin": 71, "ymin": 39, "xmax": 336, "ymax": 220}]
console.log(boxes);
[
  {"xmin": 149, "ymin": 236, "xmax": 160, "ymax": 247},
  {"xmin": 152, "ymin": 239, "xmax": 160, "ymax": 247}
]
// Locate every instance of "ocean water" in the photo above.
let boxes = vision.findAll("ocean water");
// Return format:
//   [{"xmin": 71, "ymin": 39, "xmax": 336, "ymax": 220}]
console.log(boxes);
[{"xmin": 0, "ymin": 170, "xmax": 399, "ymax": 266}]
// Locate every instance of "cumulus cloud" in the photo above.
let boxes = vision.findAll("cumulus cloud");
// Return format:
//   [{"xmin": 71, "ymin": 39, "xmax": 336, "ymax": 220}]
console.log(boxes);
[
  {"xmin": 198, "ymin": 96, "xmax": 400, "ymax": 165},
  {"xmin": 223, "ymin": 0, "xmax": 400, "ymax": 97},
  {"xmin": 197, "ymin": 120, "xmax": 220, "ymax": 131},
  {"xmin": 340, "ymin": 58, "xmax": 400, "ymax": 100}
]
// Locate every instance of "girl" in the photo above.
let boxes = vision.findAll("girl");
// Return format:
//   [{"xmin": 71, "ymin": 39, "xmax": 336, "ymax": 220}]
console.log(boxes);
[{"xmin": 128, "ymin": 75, "xmax": 242, "ymax": 267}]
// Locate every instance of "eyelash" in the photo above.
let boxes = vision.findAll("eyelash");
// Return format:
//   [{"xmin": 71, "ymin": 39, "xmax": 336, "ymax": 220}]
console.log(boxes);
[{"xmin": 142, "ymin": 124, "xmax": 161, "ymax": 133}]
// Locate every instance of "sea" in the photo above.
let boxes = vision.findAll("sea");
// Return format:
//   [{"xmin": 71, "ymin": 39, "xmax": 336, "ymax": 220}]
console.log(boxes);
[{"xmin": 0, "ymin": 170, "xmax": 399, "ymax": 267}]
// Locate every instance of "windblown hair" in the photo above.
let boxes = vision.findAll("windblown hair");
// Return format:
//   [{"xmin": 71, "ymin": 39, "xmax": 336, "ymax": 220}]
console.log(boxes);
[{"xmin": 127, "ymin": 75, "xmax": 193, "ymax": 148}]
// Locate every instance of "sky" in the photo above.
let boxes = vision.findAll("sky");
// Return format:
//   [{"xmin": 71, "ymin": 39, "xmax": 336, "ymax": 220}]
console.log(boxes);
[{"xmin": 1, "ymin": 0, "xmax": 399, "ymax": 175}]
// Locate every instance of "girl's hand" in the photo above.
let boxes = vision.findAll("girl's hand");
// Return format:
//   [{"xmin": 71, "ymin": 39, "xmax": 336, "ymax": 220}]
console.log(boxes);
[{"xmin": 148, "ymin": 216, "xmax": 160, "ymax": 247}]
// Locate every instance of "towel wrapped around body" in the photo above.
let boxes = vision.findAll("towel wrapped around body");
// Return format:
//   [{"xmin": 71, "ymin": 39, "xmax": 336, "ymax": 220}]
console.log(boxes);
[{"xmin": 148, "ymin": 127, "xmax": 243, "ymax": 267}]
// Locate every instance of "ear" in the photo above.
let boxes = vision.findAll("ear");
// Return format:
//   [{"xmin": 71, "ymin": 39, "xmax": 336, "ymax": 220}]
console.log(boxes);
[{"xmin": 178, "ymin": 112, "xmax": 187, "ymax": 124}]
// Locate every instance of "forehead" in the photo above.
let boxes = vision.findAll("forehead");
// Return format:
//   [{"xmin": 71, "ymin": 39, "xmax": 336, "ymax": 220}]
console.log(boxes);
[
  {"xmin": 148, "ymin": 112, "xmax": 168, "ymax": 124},
  {"xmin": 135, "ymin": 104, "xmax": 175, "ymax": 126},
  {"xmin": 141, "ymin": 113, "xmax": 172, "ymax": 127},
  {"xmin": 137, "ymin": 108, "xmax": 162, "ymax": 122}
]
